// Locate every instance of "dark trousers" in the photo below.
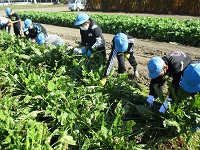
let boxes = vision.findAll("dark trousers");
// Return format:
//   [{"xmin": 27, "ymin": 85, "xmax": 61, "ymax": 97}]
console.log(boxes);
[
  {"xmin": 13, "ymin": 26, "xmax": 21, "ymax": 36},
  {"xmin": 117, "ymin": 51, "xmax": 137, "ymax": 73},
  {"xmin": 0, "ymin": 23, "xmax": 11, "ymax": 33},
  {"xmin": 97, "ymin": 46, "xmax": 106, "ymax": 58}
]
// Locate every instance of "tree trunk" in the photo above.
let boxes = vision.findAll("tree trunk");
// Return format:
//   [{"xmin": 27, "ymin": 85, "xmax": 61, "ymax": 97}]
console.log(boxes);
[{"xmin": 32, "ymin": 0, "xmax": 37, "ymax": 3}]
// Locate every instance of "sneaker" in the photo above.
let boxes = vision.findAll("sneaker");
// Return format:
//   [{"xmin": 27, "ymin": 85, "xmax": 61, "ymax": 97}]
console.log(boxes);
[{"xmin": 134, "ymin": 70, "xmax": 139, "ymax": 78}]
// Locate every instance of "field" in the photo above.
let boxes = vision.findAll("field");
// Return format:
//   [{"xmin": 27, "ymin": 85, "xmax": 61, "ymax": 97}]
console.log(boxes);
[
  {"xmin": 0, "ymin": 5, "xmax": 199, "ymax": 85},
  {"xmin": 0, "ymin": 4, "xmax": 200, "ymax": 149}
]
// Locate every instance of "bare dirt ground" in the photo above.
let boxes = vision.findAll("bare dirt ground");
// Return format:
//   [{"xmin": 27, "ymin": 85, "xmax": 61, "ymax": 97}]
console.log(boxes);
[{"xmin": 1, "ymin": 6, "xmax": 200, "ymax": 85}]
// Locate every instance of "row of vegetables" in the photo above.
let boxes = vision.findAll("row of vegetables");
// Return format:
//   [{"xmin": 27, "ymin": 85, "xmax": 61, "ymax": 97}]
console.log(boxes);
[{"xmin": 17, "ymin": 11, "xmax": 200, "ymax": 47}]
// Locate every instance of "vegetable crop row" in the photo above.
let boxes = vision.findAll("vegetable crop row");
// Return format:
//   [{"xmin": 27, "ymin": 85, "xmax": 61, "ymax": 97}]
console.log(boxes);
[
  {"xmin": 18, "ymin": 11, "xmax": 200, "ymax": 47},
  {"xmin": 0, "ymin": 31, "xmax": 200, "ymax": 149},
  {"xmin": 0, "ymin": 31, "xmax": 151, "ymax": 149}
]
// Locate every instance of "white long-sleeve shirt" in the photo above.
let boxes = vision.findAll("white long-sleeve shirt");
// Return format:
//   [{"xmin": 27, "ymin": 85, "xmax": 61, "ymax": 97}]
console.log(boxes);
[
  {"xmin": 45, "ymin": 34, "xmax": 64, "ymax": 46},
  {"xmin": 0, "ymin": 16, "xmax": 9, "ymax": 25}
]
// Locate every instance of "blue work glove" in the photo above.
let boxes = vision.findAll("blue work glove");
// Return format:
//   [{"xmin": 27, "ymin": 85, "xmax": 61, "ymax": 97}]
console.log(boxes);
[
  {"xmin": 159, "ymin": 98, "xmax": 172, "ymax": 114},
  {"xmin": 81, "ymin": 47, "xmax": 87, "ymax": 54},
  {"xmin": 87, "ymin": 50, "xmax": 92, "ymax": 57},
  {"xmin": 146, "ymin": 95, "xmax": 154, "ymax": 106}
]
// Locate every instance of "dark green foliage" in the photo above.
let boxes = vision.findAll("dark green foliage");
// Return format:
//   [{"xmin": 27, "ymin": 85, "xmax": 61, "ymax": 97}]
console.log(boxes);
[
  {"xmin": 0, "ymin": 31, "xmax": 199, "ymax": 149},
  {"xmin": 18, "ymin": 11, "xmax": 200, "ymax": 47}
]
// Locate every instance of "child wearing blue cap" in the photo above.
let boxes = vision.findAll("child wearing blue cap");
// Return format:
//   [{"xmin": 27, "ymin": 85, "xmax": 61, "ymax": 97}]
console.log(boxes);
[
  {"xmin": 147, "ymin": 51, "xmax": 192, "ymax": 113},
  {"xmin": 35, "ymin": 33, "xmax": 64, "ymax": 46},
  {"xmin": 0, "ymin": 16, "xmax": 10, "ymax": 32},
  {"xmin": 74, "ymin": 13, "xmax": 106, "ymax": 58},
  {"xmin": 23, "ymin": 18, "xmax": 47, "ymax": 41},
  {"xmin": 180, "ymin": 62, "xmax": 200, "ymax": 131},
  {"xmin": 100, "ymin": 33, "xmax": 139, "ymax": 86},
  {"xmin": 5, "ymin": 7, "xmax": 21, "ymax": 36},
  {"xmin": 180, "ymin": 62, "xmax": 200, "ymax": 94}
]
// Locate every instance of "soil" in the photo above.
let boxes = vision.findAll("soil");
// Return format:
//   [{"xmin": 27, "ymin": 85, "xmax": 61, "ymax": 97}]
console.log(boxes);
[{"xmin": 1, "ymin": 5, "xmax": 200, "ymax": 86}]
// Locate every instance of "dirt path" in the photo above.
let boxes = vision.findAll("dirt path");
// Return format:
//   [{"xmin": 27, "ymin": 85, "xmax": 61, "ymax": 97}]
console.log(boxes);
[
  {"xmin": 1, "ymin": 5, "xmax": 200, "ymax": 85},
  {"xmin": 42, "ymin": 23, "xmax": 200, "ymax": 85}
]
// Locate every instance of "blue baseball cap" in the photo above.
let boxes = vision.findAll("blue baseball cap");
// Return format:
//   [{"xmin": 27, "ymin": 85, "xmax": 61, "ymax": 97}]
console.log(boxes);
[
  {"xmin": 23, "ymin": 19, "xmax": 32, "ymax": 32},
  {"xmin": 114, "ymin": 33, "xmax": 128, "ymax": 52},
  {"xmin": 5, "ymin": 8, "xmax": 11, "ymax": 15},
  {"xmin": 36, "ymin": 34, "xmax": 45, "ymax": 45},
  {"xmin": 74, "ymin": 13, "xmax": 89, "ymax": 26},
  {"xmin": 147, "ymin": 56, "xmax": 165, "ymax": 79},
  {"xmin": 181, "ymin": 63, "xmax": 200, "ymax": 93}
]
